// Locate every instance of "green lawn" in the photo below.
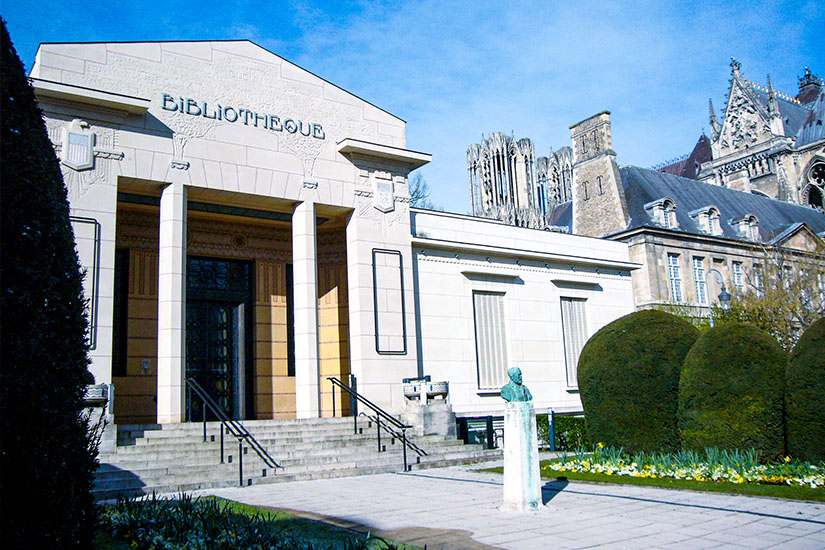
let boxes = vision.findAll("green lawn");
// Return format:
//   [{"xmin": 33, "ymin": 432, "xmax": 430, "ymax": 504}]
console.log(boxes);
[
  {"xmin": 482, "ymin": 462, "xmax": 825, "ymax": 502},
  {"xmin": 95, "ymin": 496, "xmax": 422, "ymax": 550}
]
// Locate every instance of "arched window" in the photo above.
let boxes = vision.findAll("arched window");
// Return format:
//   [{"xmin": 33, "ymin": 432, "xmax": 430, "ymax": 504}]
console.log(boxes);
[
  {"xmin": 644, "ymin": 197, "xmax": 678, "ymax": 229},
  {"xmin": 708, "ymin": 208, "xmax": 721, "ymax": 235},
  {"xmin": 803, "ymin": 184, "xmax": 823, "ymax": 210},
  {"xmin": 689, "ymin": 205, "xmax": 721, "ymax": 235},
  {"xmin": 804, "ymin": 161, "xmax": 825, "ymax": 210},
  {"xmin": 748, "ymin": 215, "xmax": 760, "ymax": 241},
  {"xmin": 663, "ymin": 201, "xmax": 678, "ymax": 229}
]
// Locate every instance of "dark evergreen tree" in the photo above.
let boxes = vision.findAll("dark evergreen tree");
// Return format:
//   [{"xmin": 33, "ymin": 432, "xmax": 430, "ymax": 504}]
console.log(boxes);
[{"xmin": 1, "ymin": 19, "xmax": 98, "ymax": 548}]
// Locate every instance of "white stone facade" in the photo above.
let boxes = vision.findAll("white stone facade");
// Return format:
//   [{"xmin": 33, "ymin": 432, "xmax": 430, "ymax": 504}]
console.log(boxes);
[
  {"xmin": 31, "ymin": 40, "xmax": 636, "ymax": 424},
  {"xmin": 411, "ymin": 210, "xmax": 635, "ymax": 415}
]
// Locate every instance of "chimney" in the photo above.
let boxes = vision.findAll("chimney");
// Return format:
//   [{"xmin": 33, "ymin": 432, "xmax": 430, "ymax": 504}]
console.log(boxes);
[{"xmin": 569, "ymin": 111, "xmax": 629, "ymax": 237}]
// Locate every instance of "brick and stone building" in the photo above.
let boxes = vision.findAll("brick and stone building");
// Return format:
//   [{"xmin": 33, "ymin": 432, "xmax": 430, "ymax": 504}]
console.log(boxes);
[{"xmin": 567, "ymin": 112, "xmax": 825, "ymax": 313}]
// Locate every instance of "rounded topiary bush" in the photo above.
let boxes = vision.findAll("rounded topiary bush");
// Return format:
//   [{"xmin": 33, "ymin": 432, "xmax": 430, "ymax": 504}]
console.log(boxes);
[
  {"xmin": 577, "ymin": 310, "xmax": 699, "ymax": 453},
  {"xmin": 679, "ymin": 323, "xmax": 786, "ymax": 461},
  {"xmin": 786, "ymin": 317, "xmax": 825, "ymax": 462}
]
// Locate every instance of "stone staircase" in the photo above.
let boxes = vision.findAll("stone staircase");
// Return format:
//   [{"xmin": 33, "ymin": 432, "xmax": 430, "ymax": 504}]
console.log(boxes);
[{"xmin": 94, "ymin": 416, "xmax": 501, "ymax": 500}]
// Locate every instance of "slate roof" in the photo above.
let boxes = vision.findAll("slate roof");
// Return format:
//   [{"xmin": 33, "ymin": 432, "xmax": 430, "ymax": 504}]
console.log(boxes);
[
  {"xmin": 548, "ymin": 200, "xmax": 572, "ymax": 229},
  {"xmin": 658, "ymin": 134, "xmax": 712, "ymax": 179},
  {"xmin": 618, "ymin": 166, "xmax": 825, "ymax": 240},
  {"xmin": 796, "ymin": 91, "xmax": 825, "ymax": 148},
  {"xmin": 748, "ymin": 86, "xmax": 812, "ymax": 138},
  {"xmin": 548, "ymin": 166, "xmax": 825, "ymax": 242}
]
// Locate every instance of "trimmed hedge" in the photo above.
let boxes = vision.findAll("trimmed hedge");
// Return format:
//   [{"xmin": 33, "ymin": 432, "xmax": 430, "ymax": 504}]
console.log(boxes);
[
  {"xmin": 537, "ymin": 414, "xmax": 588, "ymax": 450},
  {"xmin": 679, "ymin": 323, "xmax": 786, "ymax": 461},
  {"xmin": 577, "ymin": 310, "xmax": 699, "ymax": 453},
  {"xmin": 786, "ymin": 317, "xmax": 825, "ymax": 462},
  {"xmin": 554, "ymin": 415, "xmax": 588, "ymax": 451}
]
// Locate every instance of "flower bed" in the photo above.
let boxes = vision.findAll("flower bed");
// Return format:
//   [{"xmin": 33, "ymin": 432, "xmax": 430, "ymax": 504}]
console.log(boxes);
[
  {"xmin": 548, "ymin": 445, "xmax": 825, "ymax": 489},
  {"xmin": 99, "ymin": 493, "xmax": 404, "ymax": 550}
]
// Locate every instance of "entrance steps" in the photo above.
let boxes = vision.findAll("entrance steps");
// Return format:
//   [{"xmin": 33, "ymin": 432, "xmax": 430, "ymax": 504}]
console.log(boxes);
[{"xmin": 94, "ymin": 417, "xmax": 501, "ymax": 500}]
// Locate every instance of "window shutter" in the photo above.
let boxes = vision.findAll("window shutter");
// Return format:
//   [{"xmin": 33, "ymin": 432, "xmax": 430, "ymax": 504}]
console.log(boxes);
[
  {"xmin": 561, "ymin": 298, "xmax": 587, "ymax": 387},
  {"xmin": 473, "ymin": 291, "xmax": 509, "ymax": 390}
]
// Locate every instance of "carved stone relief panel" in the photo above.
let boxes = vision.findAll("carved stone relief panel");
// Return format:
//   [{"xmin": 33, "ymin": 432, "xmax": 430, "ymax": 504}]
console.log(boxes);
[
  {"xmin": 73, "ymin": 47, "xmax": 384, "ymax": 180},
  {"xmin": 187, "ymin": 218, "xmax": 291, "ymax": 261},
  {"xmin": 720, "ymin": 84, "xmax": 764, "ymax": 153},
  {"xmin": 44, "ymin": 116, "xmax": 123, "ymax": 202},
  {"xmin": 353, "ymin": 168, "xmax": 408, "ymax": 233}
]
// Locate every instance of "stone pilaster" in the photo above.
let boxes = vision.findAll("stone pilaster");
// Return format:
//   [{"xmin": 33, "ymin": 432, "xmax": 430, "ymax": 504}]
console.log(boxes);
[
  {"xmin": 156, "ymin": 181, "xmax": 187, "ymax": 424},
  {"xmin": 292, "ymin": 200, "xmax": 321, "ymax": 418}
]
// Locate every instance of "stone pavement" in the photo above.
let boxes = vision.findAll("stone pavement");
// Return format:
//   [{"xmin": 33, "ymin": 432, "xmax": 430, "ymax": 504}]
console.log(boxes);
[{"xmin": 202, "ymin": 465, "xmax": 825, "ymax": 549}]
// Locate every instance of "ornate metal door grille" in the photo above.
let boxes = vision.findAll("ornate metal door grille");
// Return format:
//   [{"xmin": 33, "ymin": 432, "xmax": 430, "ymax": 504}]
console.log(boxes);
[
  {"xmin": 186, "ymin": 257, "xmax": 252, "ymax": 421},
  {"xmin": 187, "ymin": 301, "xmax": 235, "ymax": 417}
]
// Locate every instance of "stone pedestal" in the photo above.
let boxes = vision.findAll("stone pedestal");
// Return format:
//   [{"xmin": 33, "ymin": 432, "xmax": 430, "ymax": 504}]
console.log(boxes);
[
  {"xmin": 402, "ymin": 400, "xmax": 456, "ymax": 438},
  {"xmin": 502, "ymin": 401, "xmax": 541, "ymax": 512}
]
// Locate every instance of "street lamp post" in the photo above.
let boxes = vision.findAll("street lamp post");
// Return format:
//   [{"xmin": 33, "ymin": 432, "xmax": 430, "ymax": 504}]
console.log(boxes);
[{"xmin": 705, "ymin": 268, "xmax": 732, "ymax": 328}]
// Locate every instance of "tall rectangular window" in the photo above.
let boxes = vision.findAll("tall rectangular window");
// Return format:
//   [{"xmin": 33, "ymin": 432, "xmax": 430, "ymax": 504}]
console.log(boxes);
[
  {"xmin": 753, "ymin": 265, "xmax": 763, "ymax": 297},
  {"xmin": 286, "ymin": 263, "xmax": 295, "ymax": 377},
  {"xmin": 667, "ymin": 253, "xmax": 683, "ymax": 302},
  {"xmin": 693, "ymin": 257, "xmax": 707, "ymax": 305},
  {"xmin": 472, "ymin": 291, "xmax": 509, "ymax": 390},
  {"xmin": 112, "ymin": 249, "xmax": 129, "ymax": 378},
  {"xmin": 782, "ymin": 265, "xmax": 793, "ymax": 290},
  {"xmin": 732, "ymin": 261, "xmax": 744, "ymax": 292},
  {"xmin": 560, "ymin": 297, "xmax": 587, "ymax": 388}
]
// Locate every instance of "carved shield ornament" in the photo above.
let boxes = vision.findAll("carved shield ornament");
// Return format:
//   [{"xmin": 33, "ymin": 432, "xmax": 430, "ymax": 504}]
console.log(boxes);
[
  {"xmin": 373, "ymin": 174, "xmax": 395, "ymax": 213},
  {"xmin": 62, "ymin": 119, "xmax": 95, "ymax": 171}
]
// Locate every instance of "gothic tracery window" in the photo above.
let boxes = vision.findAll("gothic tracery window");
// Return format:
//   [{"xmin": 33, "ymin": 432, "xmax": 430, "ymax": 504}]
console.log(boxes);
[{"xmin": 805, "ymin": 162, "xmax": 825, "ymax": 210}]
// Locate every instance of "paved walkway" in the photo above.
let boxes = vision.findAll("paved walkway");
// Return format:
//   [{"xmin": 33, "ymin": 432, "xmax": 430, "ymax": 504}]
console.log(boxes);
[{"xmin": 203, "ymin": 465, "xmax": 825, "ymax": 549}]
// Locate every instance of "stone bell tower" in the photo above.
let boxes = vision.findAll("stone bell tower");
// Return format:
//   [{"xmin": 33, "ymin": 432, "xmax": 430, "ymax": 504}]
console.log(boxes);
[{"xmin": 570, "ymin": 111, "xmax": 630, "ymax": 237}]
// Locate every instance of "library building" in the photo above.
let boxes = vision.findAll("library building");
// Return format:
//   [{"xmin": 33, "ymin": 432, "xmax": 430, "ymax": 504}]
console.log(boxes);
[{"xmin": 30, "ymin": 40, "xmax": 636, "ymax": 433}]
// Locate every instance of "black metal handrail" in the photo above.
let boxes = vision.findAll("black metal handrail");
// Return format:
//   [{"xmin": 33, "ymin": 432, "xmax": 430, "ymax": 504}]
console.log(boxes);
[
  {"xmin": 359, "ymin": 412, "xmax": 428, "ymax": 457},
  {"xmin": 186, "ymin": 377, "xmax": 279, "ymax": 486},
  {"xmin": 328, "ymin": 376, "xmax": 427, "ymax": 472}
]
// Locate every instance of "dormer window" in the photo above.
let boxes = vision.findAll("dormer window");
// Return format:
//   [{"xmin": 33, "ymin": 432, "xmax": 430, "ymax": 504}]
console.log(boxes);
[
  {"xmin": 729, "ymin": 214, "xmax": 760, "ymax": 241},
  {"xmin": 689, "ymin": 205, "xmax": 722, "ymax": 236},
  {"xmin": 644, "ymin": 197, "xmax": 678, "ymax": 229}
]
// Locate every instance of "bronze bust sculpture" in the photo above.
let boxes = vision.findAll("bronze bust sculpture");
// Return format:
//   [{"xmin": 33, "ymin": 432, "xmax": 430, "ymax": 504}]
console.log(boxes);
[{"xmin": 501, "ymin": 367, "xmax": 532, "ymax": 402}]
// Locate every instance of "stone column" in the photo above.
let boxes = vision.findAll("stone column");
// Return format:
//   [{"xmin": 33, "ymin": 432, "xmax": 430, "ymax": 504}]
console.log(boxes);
[
  {"xmin": 156, "ymin": 181, "xmax": 187, "ymax": 424},
  {"xmin": 502, "ymin": 401, "xmax": 541, "ymax": 512},
  {"xmin": 292, "ymin": 200, "xmax": 321, "ymax": 418}
]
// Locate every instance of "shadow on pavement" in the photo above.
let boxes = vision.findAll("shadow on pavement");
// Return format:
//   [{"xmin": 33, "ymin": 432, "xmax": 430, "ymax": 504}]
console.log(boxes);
[
  {"xmin": 256, "ymin": 506, "xmax": 504, "ymax": 550},
  {"xmin": 541, "ymin": 477, "xmax": 569, "ymax": 504}
]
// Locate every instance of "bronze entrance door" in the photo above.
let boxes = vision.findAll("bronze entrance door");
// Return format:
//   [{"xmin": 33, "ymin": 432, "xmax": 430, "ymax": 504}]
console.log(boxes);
[{"xmin": 186, "ymin": 257, "xmax": 253, "ymax": 421}]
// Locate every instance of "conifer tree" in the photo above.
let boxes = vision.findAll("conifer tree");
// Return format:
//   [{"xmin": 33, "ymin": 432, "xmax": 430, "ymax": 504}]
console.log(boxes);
[{"xmin": 0, "ymin": 19, "xmax": 98, "ymax": 548}]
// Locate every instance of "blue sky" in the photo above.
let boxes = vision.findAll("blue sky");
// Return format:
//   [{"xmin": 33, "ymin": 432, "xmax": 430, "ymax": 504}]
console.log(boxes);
[{"xmin": 4, "ymin": 0, "xmax": 823, "ymax": 213}]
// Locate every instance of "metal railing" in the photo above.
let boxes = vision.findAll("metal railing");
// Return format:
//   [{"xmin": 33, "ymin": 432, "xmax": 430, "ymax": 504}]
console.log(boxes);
[
  {"xmin": 328, "ymin": 376, "xmax": 427, "ymax": 472},
  {"xmin": 186, "ymin": 377, "xmax": 279, "ymax": 486}
]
